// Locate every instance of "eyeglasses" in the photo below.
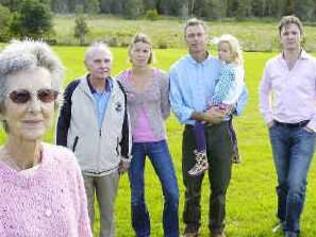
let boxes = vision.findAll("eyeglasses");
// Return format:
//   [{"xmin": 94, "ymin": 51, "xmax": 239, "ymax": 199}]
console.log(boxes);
[{"xmin": 8, "ymin": 89, "xmax": 59, "ymax": 104}]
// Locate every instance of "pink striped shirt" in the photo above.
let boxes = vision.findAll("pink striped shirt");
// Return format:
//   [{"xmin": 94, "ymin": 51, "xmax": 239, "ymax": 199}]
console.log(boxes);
[{"xmin": 260, "ymin": 50, "xmax": 316, "ymax": 131}]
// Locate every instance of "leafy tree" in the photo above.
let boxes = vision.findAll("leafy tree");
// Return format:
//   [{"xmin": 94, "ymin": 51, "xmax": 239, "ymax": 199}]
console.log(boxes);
[
  {"xmin": 123, "ymin": 0, "xmax": 143, "ymax": 19},
  {"xmin": 84, "ymin": 0, "xmax": 99, "ymax": 13},
  {"xmin": 51, "ymin": 0, "xmax": 69, "ymax": 13},
  {"xmin": 10, "ymin": 0, "xmax": 53, "ymax": 39},
  {"xmin": 169, "ymin": 0, "xmax": 184, "ymax": 16},
  {"xmin": 74, "ymin": 5, "xmax": 89, "ymax": 45},
  {"xmin": 156, "ymin": 0, "xmax": 170, "ymax": 15},
  {"xmin": 17, "ymin": 0, "xmax": 316, "ymax": 21},
  {"xmin": 0, "ymin": 4, "xmax": 11, "ymax": 41},
  {"xmin": 285, "ymin": 0, "xmax": 294, "ymax": 15},
  {"xmin": 143, "ymin": 0, "xmax": 156, "ymax": 11},
  {"xmin": 145, "ymin": 9, "xmax": 159, "ymax": 20},
  {"xmin": 294, "ymin": 0, "xmax": 315, "ymax": 20},
  {"xmin": 236, "ymin": 0, "xmax": 252, "ymax": 19},
  {"xmin": 0, "ymin": 0, "xmax": 22, "ymax": 11},
  {"xmin": 111, "ymin": 0, "xmax": 124, "ymax": 14},
  {"xmin": 251, "ymin": 0, "xmax": 267, "ymax": 17},
  {"xmin": 99, "ymin": 0, "xmax": 112, "ymax": 13},
  {"xmin": 69, "ymin": 0, "xmax": 78, "ymax": 12},
  {"xmin": 203, "ymin": 0, "xmax": 227, "ymax": 19}
]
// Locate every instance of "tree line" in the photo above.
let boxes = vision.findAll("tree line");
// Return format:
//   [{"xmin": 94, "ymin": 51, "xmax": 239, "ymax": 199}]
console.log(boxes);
[
  {"xmin": 0, "ymin": 0, "xmax": 315, "ymax": 46},
  {"xmin": 1, "ymin": 0, "xmax": 316, "ymax": 20}
]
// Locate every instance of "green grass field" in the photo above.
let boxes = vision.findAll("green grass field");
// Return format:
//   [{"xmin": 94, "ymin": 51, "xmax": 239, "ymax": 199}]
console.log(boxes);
[
  {"xmin": 1, "ymin": 47, "xmax": 315, "ymax": 236},
  {"xmin": 53, "ymin": 15, "xmax": 316, "ymax": 52}
]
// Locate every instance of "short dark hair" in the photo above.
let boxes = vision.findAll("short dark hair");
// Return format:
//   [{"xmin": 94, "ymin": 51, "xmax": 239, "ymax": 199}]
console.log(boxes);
[
  {"xmin": 278, "ymin": 15, "xmax": 303, "ymax": 36},
  {"xmin": 184, "ymin": 18, "xmax": 208, "ymax": 35}
]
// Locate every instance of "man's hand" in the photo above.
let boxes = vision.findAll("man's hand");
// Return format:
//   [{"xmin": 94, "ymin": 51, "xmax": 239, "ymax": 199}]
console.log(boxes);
[
  {"xmin": 191, "ymin": 105, "xmax": 233, "ymax": 124},
  {"xmin": 304, "ymin": 126, "xmax": 314, "ymax": 133},
  {"xmin": 267, "ymin": 121, "xmax": 274, "ymax": 128},
  {"xmin": 203, "ymin": 106, "xmax": 230, "ymax": 124},
  {"xmin": 118, "ymin": 159, "xmax": 130, "ymax": 175}
]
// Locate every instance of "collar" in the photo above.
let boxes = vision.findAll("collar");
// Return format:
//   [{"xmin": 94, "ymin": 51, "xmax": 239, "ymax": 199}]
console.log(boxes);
[
  {"xmin": 187, "ymin": 51, "xmax": 212, "ymax": 65},
  {"xmin": 300, "ymin": 49, "xmax": 310, "ymax": 60},
  {"xmin": 87, "ymin": 75, "xmax": 112, "ymax": 94},
  {"xmin": 279, "ymin": 49, "xmax": 310, "ymax": 61}
]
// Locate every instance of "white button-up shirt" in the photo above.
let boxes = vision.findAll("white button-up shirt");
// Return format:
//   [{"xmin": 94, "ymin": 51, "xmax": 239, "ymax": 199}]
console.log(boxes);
[{"xmin": 259, "ymin": 50, "xmax": 316, "ymax": 131}]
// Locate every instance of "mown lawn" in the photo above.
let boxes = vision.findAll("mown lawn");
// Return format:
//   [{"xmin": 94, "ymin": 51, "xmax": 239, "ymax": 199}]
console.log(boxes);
[
  {"xmin": 53, "ymin": 15, "xmax": 316, "ymax": 52},
  {"xmin": 1, "ymin": 47, "xmax": 315, "ymax": 236}
]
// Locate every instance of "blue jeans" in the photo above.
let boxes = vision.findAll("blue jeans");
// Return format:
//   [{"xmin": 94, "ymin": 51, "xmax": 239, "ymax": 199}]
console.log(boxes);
[
  {"xmin": 269, "ymin": 124, "xmax": 316, "ymax": 234},
  {"xmin": 129, "ymin": 140, "xmax": 179, "ymax": 237}
]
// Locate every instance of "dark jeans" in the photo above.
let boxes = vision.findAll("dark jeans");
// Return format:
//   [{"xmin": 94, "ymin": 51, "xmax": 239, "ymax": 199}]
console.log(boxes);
[
  {"xmin": 269, "ymin": 124, "xmax": 316, "ymax": 234},
  {"xmin": 182, "ymin": 121, "xmax": 234, "ymax": 234},
  {"xmin": 129, "ymin": 140, "xmax": 179, "ymax": 237}
]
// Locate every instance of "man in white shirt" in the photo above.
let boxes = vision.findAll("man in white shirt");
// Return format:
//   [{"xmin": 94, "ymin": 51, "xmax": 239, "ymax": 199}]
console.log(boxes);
[{"xmin": 260, "ymin": 15, "xmax": 316, "ymax": 237}]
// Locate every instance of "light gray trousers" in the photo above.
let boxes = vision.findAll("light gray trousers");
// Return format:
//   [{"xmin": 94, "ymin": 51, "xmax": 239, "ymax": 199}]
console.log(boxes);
[{"xmin": 82, "ymin": 172, "xmax": 119, "ymax": 237}]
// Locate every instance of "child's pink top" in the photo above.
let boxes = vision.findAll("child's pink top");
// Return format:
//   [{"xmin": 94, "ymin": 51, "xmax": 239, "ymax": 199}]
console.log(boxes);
[{"xmin": 0, "ymin": 143, "xmax": 92, "ymax": 237}]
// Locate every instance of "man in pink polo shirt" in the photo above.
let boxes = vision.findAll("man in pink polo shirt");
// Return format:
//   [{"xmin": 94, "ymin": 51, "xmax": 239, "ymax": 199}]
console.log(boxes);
[{"xmin": 260, "ymin": 15, "xmax": 316, "ymax": 237}]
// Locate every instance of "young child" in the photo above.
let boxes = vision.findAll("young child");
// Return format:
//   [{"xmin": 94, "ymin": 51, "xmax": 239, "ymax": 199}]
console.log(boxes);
[{"xmin": 188, "ymin": 34, "xmax": 245, "ymax": 176}]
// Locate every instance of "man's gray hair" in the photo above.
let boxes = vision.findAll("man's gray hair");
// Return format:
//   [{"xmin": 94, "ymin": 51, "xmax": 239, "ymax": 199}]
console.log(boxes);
[
  {"xmin": 85, "ymin": 41, "xmax": 113, "ymax": 63},
  {"xmin": 0, "ymin": 39, "xmax": 64, "ymax": 109},
  {"xmin": 184, "ymin": 18, "xmax": 208, "ymax": 35}
]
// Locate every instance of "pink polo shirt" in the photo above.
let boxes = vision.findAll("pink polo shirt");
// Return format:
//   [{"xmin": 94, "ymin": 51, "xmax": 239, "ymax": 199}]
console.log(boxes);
[{"xmin": 259, "ymin": 50, "xmax": 316, "ymax": 131}]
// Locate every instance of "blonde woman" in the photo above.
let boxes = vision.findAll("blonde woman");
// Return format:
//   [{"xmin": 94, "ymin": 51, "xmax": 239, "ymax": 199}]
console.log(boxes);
[{"xmin": 117, "ymin": 33, "xmax": 179, "ymax": 237}]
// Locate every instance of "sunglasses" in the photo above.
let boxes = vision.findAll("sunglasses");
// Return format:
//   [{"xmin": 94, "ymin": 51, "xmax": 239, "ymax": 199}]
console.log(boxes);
[{"xmin": 8, "ymin": 89, "xmax": 59, "ymax": 104}]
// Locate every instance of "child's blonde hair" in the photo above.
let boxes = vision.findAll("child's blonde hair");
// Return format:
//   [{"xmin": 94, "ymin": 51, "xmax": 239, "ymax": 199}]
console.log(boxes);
[{"xmin": 218, "ymin": 34, "xmax": 243, "ymax": 65}]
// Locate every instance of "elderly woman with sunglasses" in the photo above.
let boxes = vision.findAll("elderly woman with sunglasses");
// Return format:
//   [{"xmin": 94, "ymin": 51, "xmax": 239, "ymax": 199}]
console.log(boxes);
[{"xmin": 0, "ymin": 40, "xmax": 92, "ymax": 236}]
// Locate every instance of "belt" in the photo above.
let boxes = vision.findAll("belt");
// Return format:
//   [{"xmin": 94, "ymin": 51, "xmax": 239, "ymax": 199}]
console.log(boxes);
[
  {"xmin": 184, "ymin": 120, "xmax": 229, "ymax": 129},
  {"xmin": 274, "ymin": 120, "xmax": 309, "ymax": 128}
]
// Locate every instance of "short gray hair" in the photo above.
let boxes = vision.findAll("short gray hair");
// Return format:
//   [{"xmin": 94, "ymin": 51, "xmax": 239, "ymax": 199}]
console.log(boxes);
[
  {"xmin": 0, "ymin": 40, "xmax": 64, "ymax": 133},
  {"xmin": 184, "ymin": 18, "xmax": 208, "ymax": 35},
  {"xmin": 0, "ymin": 39, "xmax": 64, "ymax": 110},
  {"xmin": 85, "ymin": 41, "xmax": 112, "ymax": 63}
]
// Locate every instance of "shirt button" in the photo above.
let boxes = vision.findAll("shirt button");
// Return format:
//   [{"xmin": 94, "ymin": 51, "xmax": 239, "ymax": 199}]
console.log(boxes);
[{"xmin": 45, "ymin": 209, "xmax": 52, "ymax": 217}]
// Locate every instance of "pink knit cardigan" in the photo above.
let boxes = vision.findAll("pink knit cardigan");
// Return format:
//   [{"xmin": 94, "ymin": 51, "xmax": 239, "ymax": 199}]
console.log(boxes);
[{"xmin": 0, "ymin": 143, "xmax": 92, "ymax": 237}]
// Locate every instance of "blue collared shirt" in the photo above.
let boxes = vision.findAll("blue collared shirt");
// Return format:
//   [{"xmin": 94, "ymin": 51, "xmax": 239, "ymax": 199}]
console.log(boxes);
[
  {"xmin": 87, "ymin": 77, "xmax": 113, "ymax": 128},
  {"xmin": 169, "ymin": 54, "xmax": 248, "ymax": 125}
]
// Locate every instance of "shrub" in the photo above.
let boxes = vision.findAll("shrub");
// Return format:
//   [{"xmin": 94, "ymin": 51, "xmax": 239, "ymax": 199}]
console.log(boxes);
[
  {"xmin": 10, "ymin": 0, "xmax": 53, "ymax": 39},
  {"xmin": 157, "ymin": 39, "xmax": 168, "ymax": 49},
  {"xmin": 106, "ymin": 37, "xmax": 118, "ymax": 47},
  {"xmin": 145, "ymin": 9, "xmax": 159, "ymax": 21},
  {"xmin": 0, "ymin": 4, "xmax": 12, "ymax": 42},
  {"xmin": 74, "ymin": 6, "xmax": 89, "ymax": 46}
]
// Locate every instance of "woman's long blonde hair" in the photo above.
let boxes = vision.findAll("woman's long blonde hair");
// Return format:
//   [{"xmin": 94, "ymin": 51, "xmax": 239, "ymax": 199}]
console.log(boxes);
[{"xmin": 128, "ymin": 33, "xmax": 154, "ymax": 64}]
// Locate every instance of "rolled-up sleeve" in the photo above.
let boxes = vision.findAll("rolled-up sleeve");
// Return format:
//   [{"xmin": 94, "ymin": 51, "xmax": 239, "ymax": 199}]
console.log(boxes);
[
  {"xmin": 235, "ymin": 85, "xmax": 249, "ymax": 116},
  {"xmin": 169, "ymin": 69, "xmax": 194, "ymax": 124}
]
